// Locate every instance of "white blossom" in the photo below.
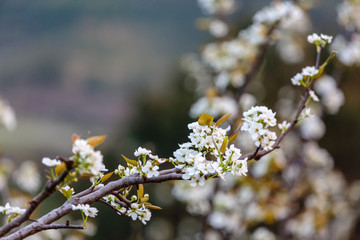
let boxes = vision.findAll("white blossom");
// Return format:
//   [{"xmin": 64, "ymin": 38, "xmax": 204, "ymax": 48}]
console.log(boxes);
[
  {"xmin": 42, "ymin": 157, "xmax": 61, "ymax": 167},
  {"xmin": 142, "ymin": 161, "xmax": 159, "ymax": 178},
  {"xmin": 72, "ymin": 139, "xmax": 107, "ymax": 177},
  {"xmin": 0, "ymin": 203, "xmax": 26, "ymax": 216},
  {"xmin": 72, "ymin": 204, "xmax": 98, "ymax": 218},
  {"xmin": 291, "ymin": 73, "xmax": 303, "ymax": 86},
  {"xmin": 307, "ymin": 33, "xmax": 321, "ymax": 44},
  {"xmin": 241, "ymin": 106, "xmax": 277, "ymax": 150},
  {"xmin": 134, "ymin": 147, "xmax": 152, "ymax": 157},
  {"xmin": 278, "ymin": 120, "xmax": 290, "ymax": 132},
  {"xmin": 301, "ymin": 66, "xmax": 318, "ymax": 77}
]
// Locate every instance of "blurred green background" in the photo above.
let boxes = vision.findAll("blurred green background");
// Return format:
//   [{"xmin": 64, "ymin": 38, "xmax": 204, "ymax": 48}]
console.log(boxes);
[{"xmin": 1, "ymin": 0, "xmax": 360, "ymax": 239}]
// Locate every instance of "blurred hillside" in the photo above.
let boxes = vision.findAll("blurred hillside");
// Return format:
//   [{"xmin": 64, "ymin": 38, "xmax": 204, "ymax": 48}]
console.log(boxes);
[{"xmin": 0, "ymin": 0, "xmax": 210, "ymax": 160}]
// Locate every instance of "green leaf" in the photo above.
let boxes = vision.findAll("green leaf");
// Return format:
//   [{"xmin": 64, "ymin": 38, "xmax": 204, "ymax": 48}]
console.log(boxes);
[
  {"xmin": 215, "ymin": 113, "xmax": 231, "ymax": 127},
  {"xmin": 198, "ymin": 113, "xmax": 214, "ymax": 126},
  {"xmin": 122, "ymin": 154, "xmax": 138, "ymax": 166},
  {"xmin": 220, "ymin": 136, "xmax": 229, "ymax": 153}
]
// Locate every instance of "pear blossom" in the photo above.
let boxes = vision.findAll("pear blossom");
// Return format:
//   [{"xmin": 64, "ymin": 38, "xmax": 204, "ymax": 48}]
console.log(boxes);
[
  {"xmin": 241, "ymin": 106, "xmax": 277, "ymax": 150},
  {"xmin": 42, "ymin": 157, "xmax": 61, "ymax": 167},
  {"xmin": 142, "ymin": 161, "xmax": 159, "ymax": 178},
  {"xmin": 320, "ymin": 34, "xmax": 333, "ymax": 43},
  {"xmin": 72, "ymin": 138, "xmax": 107, "ymax": 177},
  {"xmin": 72, "ymin": 204, "xmax": 98, "ymax": 218},
  {"xmin": 307, "ymin": 33, "xmax": 321, "ymax": 44},
  {"xmin": 301, "ymin": 66, "xmax": 318, "ymax": 77},
  {"xmin": 291, "ymin": 73, "xmax": 303, "ymax": 86},
  {"xmin": 0, "ymin": 203, "xmax": 26, "ymax": 216},
  {"xmin": 134, "ymin": 147, "xmax": 152, "ymax": 157},
  {"xmin": 278, "ymin": 121, "xmax": 290, "ymax": 132}
]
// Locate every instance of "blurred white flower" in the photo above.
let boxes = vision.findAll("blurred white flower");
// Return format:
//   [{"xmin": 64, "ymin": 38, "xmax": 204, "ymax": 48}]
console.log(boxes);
[
  {"xmin": 42, "ymin": 157, "xmax": 61, "ymax": 167},
  {"xmin": 209, "ymin": 19, "xmax": 229, "ymax": 38},
  {"xmin": 13, "ymin": 160, "xmax": 41, "ymax": 193},
  {"xmin": 0, "ymin": 98, "xmax": 16, "ymax": 131}
]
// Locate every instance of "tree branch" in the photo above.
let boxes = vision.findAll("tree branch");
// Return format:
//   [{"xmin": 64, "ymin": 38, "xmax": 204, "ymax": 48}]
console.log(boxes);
[
  {"xmin": 2, "ymin": 172, "xmax": 183, "ymax": 240},
  {"xmin": 0, "ymin": 159, "xmax": 73, "ymax": 237}
]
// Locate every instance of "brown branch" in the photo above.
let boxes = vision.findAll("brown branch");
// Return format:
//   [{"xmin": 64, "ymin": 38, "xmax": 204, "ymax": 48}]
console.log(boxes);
[
  {"xmin": 2, "ymin": 172, "xmax": 184, "ymax": 240},
  {"xmin": 111, "ymin": 191, "xmax": 132, "ymax": 207},
  {"xmin": 0, "ymin": 159, "xmax": 73, "ymax": 237},
  {"xmin": 38, "ymin": 223, "xmax": 84, "ymax": 231}
]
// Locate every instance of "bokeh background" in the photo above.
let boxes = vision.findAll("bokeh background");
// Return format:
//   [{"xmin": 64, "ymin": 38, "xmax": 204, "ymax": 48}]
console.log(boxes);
[{"xmin": 1, "ymin": 0, "xmax": 360, "ymax": 239}]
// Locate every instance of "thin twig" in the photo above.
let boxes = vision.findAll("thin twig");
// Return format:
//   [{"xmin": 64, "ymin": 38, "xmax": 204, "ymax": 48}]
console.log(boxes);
[
  {"xmin": 111, "ymin": 191, "xmax": 132, "ymax": 207},
  {"xmin": 242, "ymin": 47, "xmax": 326, "ymax": 161},
  {"xmin": 97, "ymin": 199, "xmax": 127, "ymax": 215},
  {"xmin": 38, "ymin": 223, "xmax": 84, "ymax": 231}
]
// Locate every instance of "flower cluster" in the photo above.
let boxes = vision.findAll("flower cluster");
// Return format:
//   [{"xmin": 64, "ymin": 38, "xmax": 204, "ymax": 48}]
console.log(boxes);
[
  {"xmin": 307, "ymin": 33, "xmax": 333, "ymax": 46},
  {"xmin": 332, "ymin": 33, "xmax": 360, "ymax": 67},
  {"xmin": 332, "ymin": 0, "xmax": 360, "ymax": 67},
  {"xmin": 171, "ymin": 114, "xmax": 248, "ymax": 185},
  {"xmin": 115, "ymin": 147, "xmax": 165, "ymax": 179},
  {"xmin": 290, "ymin": 66, "xmax": 319, "ymax": 87},
  {"xmin": 102, "ymin": 192, "xmax": 153, "ymax": 225},
  {"xmin": 72, "ymin": 204, "xmax": 98, "ymax": 218},
  {"xmin": 337, "ymin": 0, "xmax": 360, "ymax": 31},
  {"xmin": 0, "ymin": 203, "xmax": 26, "ymax": 222},
  {"xmin": 72, "ymin": 138, "xmax": 107, "ymax": 177},
  {"xmin": 185, "ymin": 1, "xmax": 308, "ymax": 119},
  {"xmin": 241, "ymin": 106, "xmax": 277, "ymax": 151},
  {"xmin": 253, "ymin": 1, "xmax": 294, "ymax": 25},
  {"xmin": 72, "ymin": 204, "xmax": 98, "ymax": 226}
]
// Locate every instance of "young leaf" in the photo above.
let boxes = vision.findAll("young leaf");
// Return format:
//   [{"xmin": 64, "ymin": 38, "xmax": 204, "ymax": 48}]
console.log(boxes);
[
  {"xmin": 137, "ymin": 184, "xmax": 144, "ymax": 199},
  {"xmin": 87, "ymin": 135, "xmax": 107, "ymax": 147},
  {"xmin": 198, "ymin": 113, "xmax": 214, "ymax": 126},
  {"xmin": 229, "ymin": 132, "xmax": 239, "ymax": 143},
  {"xmin": 314, "ymin": 51, "xmax": 337, "ymax": 80},
  {"xmin": 55, "ymin": 163, "xmax": 66, "ymax": 176},
  {"xmin": 72, "ymin": 133, "xmax": 80, "ymax": 144},
  {"xmin": 215, "ymin": 113, "xmax": 231, "ymax": 127},
  {"xmin": 140, "ymin": 195, "xmax": 149, "ymax": 203},
  {"xmin": 144, "ymin": 202, "xmax": 162, "ymax": 210},
  {"xmin": 122, "ymin": 154, "xmax": 138, "ymax": 166},
  {"xmin": 220, "ymin": 136, "xmax": 229, "ymax": 153},
  {"xmin": 101, "ymin": 172, "xmax": 113, "ymax": 183}
]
